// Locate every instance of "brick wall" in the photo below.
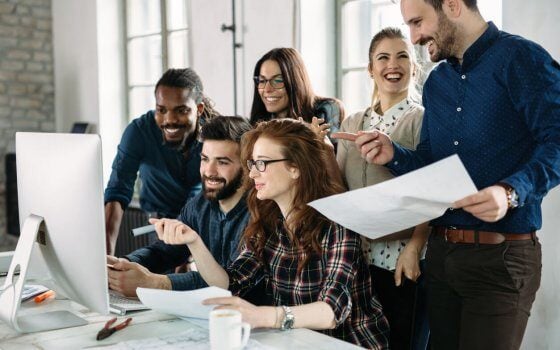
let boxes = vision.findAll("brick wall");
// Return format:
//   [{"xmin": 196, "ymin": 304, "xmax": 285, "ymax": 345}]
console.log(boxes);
[{"xmin": 0, "ymin": 0, "xmax": 54, "ymax": 238}]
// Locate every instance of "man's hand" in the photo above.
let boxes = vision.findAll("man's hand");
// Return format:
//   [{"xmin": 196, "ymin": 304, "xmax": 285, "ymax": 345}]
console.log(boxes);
[
  {"xmin": 332, "ymin": 130, "xmax": 394, "ymax": 165},
  {"xmin": 454, "ymin": 185, "xmax": 509, "ymax": 222},
  {"xmin": 149, "ymin": 218, "xmax": 199, "ymax": 245},
  {"xmin": 107, "ymin": 255, "xmax": 125, "ymax": 266},
  {"xmin": 107, "ymin": 258, "xmax": 171, "ymax": 297}
]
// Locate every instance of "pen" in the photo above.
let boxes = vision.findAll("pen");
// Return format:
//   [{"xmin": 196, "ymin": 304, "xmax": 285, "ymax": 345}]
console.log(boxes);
[
  {"xmin": 131, "ymin": 224, "xmax": 156, "ymax": 237},
  {"xmin": 34, "ymin": 290, "xmax": 55, "ymax": 303}
]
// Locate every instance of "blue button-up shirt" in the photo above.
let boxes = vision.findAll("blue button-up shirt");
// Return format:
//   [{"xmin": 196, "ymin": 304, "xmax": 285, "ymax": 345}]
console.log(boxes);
[
  {"xmin": 389, "ymin": 22, "xmax": 560, "ymax": 233},
  {"xmin": 126, "ymin": 191, "xmax": 249, "ymax": 290},
  {"xmin": 104, "ymin": 110, "xmax": 202, "ymax": 218}
]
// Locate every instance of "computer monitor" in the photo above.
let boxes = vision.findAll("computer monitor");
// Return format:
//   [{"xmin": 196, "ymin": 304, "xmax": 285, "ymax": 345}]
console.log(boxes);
[{"xmin": 0, "ymin": 132, "xmax": 109, "ymax": 332}]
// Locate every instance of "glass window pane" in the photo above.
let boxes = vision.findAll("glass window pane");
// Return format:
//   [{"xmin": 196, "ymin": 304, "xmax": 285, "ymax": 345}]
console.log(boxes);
[
  {"xmin": 166, "ymin": 0, "xmax": 188, "ymax": 30},
  {"xmin": 341, "ymin": 70, "xmax": 373, "ymax": 116},
  {"xmin": 128, "ymin": 36, "xmax": 162, "ymax": 86},
  {"xmin": 342, "ymin": 0, "xmax": 406, "ymax": 69},
  {"xmin": 129, "ymin": 86, "xmax": 155, "ymax": 121},
  {"xmin": 341, "ymin": 1, "xmax": 372, "ymax": 68},
  {"xmin": 127, "ymin": 0, "xmax": 161, "ymax": 36},
  {"xmin": 167, "ymin": 30, "xmax": 189, "ymax": 68},
  {"xmin": 374, "ymin": 3, "xmax": 405, "ymax": 31}
]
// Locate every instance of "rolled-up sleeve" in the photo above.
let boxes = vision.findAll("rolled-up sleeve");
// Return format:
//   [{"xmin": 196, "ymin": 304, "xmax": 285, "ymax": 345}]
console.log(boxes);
[
  {"xmin": 227, "ymin": 246, "xmax": 264, "ymax": 297},
  {"xmin": 317, "ymin": 225, "xmax": 360, "ymax": 325}
]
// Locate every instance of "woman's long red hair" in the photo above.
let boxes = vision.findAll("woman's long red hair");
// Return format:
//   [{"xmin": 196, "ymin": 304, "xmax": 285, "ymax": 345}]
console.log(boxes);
[{"xmin": 240, "ymin": 119, "xmax": 345, "ymax": 274}]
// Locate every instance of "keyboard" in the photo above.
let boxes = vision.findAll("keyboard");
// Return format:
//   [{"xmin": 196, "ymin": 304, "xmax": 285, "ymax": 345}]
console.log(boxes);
[{"xmin": 108, "ymin": 290, "xmax": 149, "ymax": 315}]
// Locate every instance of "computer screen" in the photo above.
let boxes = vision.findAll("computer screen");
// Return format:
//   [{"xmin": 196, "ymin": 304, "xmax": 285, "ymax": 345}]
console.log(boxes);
[{"xmin": 11, "ymin": 132, "xmax": 109, "ymax": 330}]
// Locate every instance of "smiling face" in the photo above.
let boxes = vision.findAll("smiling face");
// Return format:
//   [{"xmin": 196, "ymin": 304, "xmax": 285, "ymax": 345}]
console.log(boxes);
[
  {"xmin": 154, "ymin": 85, "xmax": 204, "ymax": 147},
  {"xmin": 401, "ymin": 0, "xmax": 459, "ymax": 62},
  {"xmin": 248, "ymin": 137, "xmax": 299, "ymax": 212},
  {"xmin": 369, "ymin": 37, "xmax": 413, "ymax": 99},
  {"xmin": 200, "ymin": 140, "xmax": 243, "ymax": 202},
  {"xmin": 257, "ymin": 60, "xmax": 290, "ymax": 118}
]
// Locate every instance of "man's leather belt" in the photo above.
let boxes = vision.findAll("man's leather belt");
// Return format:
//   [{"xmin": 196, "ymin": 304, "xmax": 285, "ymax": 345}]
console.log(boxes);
[{"xmin": 434, "ymin": 226, "xmax": 536, "ymax": 244}]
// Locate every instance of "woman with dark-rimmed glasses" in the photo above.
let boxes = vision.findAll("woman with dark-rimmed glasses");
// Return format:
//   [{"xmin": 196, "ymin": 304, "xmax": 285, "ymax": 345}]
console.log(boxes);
[{"xmin": 250, "ymin": 47, "xmax": 344, "ymax": 146}]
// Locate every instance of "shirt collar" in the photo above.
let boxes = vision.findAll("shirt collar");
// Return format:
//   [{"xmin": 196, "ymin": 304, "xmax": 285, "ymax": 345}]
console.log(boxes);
[
  {"xmin": 369, "ymin": 98, "xmax": 411, "ymax": 130},
  {"xmin": 211, "ymin": 191, "xmax": 248, "ymax": 219},
  {"xmin": 448, "ymin": 21, "xmax": 500, "ymax": 71}
]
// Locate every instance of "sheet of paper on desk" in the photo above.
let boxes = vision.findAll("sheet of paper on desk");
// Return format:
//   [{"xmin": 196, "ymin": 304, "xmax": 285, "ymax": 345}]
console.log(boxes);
[
  {"xmin": 308, "ymin": 155, "xmax": 478, "ymax": 240},
  {"xmin": 136, "ymin": 286, "xmax": 231, "ymax": 319},
  {"xmin": 87, "ymin": 327, "xmax": 273, "ymax": 350}
]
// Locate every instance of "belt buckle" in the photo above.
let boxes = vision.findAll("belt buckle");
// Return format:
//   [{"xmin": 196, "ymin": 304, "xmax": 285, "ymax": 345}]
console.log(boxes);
[{"xmin": 445, "ymin": 226, "xmax": 457, "ymax": 242}]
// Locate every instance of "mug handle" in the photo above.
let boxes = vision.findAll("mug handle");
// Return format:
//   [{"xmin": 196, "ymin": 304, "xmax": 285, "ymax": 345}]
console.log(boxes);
[{"xmin": 238, "ymin": 322, "xmax": 251, "ymax": 349}]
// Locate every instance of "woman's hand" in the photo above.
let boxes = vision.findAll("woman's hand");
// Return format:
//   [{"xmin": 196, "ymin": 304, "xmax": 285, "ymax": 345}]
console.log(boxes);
[
  {"xmin": 394, "ymin": 242, "xmax": 421, "ymax": 286},
  {"xmin": 300, "ymin": 116, "xmax": 334, "ymax": 149},
  {"xmin": 148, "ymin": 218, "xmax": 199, "ymax": 245},
  {"xmin": 203, "ymin": 296, "xmax": 270, "ymax": 329}
]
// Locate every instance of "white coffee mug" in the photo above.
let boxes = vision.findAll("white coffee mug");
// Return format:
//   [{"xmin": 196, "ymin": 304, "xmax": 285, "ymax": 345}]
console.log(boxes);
[{"xmin": 209, "ymin": 309, "xmax": 251, "ymax": 350}]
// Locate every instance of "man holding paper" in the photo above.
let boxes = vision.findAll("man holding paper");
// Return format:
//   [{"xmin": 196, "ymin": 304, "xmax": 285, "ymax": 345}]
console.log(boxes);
[
  {"xmin": 107, "ymin": 116, "xmax": 252, "ymax": 296},
  {"xmin": 334, "ymin": 0, "xmax": 560, "ymax": 349}
]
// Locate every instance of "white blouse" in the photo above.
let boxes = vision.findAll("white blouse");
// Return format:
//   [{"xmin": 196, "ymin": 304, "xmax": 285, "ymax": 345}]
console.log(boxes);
[{"xmin": 367, "ymin": 99, "xmax": 425, "ymax": 271}]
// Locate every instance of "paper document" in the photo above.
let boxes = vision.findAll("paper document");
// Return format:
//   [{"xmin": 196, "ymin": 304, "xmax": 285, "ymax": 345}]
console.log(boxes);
[
  {"xmin": 136, "ymin": 286, "xmax": 231, "ymax": 319},
  {"xmin": 309, "ymin": 155, "xmax": 478, "ymax": 240},
  {"xmin": 87, "ymin": 327, "xmax": 273, "ymax": 350}
]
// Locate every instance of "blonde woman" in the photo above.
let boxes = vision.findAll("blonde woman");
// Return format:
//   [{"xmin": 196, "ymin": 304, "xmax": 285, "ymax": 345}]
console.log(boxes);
[{"xmin": 335, "ymin": 27, "xmax": 429, "ymax": 350}]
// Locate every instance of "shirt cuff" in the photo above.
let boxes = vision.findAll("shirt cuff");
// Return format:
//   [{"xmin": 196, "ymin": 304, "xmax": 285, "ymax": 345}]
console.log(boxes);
[
  {"xmin": 385, "ymin": 141, "xmax": 409, "ymax": 175},
  {"xmin": 167, "ymin": 271, "xmax": 209, "ymax": 291},
  {"xmin": 318, "ymin": 281, "xmax": 352, "ymax": 325}
]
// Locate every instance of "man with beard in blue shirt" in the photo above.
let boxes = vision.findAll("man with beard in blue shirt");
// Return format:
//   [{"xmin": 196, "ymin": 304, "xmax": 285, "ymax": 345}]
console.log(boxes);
[
  {"xmin": 334, "ymin": 0, "xmax": 560, "ymax": 349},
  {"xmin": 107, "ymin": 116, "xmax": 252, "ymax": 295}
]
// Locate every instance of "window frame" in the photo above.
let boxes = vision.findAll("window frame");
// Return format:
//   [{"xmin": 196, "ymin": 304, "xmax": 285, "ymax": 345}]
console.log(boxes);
[{"xmin": 123, "ymin": 0, "xmax": 192, "ymax": 121}]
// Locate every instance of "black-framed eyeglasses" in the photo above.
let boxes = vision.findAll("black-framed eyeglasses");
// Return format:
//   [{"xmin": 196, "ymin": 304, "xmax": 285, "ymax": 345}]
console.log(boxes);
[
  {"xmin": 253, "ymin": 75, "xmax": 285, "ymax": 90},
  {"xmin": 247, "ymin": 159, "xmax": 290, "ymax": 172}
]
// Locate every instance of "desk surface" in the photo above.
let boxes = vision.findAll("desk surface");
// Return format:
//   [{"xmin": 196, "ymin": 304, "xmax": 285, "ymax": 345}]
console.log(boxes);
[{"xmin": 0, "ymin": 297, "xmax": 363, "ymax": 349}]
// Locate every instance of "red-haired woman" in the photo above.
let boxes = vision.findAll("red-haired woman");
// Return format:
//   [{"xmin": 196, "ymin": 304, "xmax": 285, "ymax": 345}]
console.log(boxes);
[{"xmin": 151, "ymin": 119, "xmax": 389, "ymax": 349}]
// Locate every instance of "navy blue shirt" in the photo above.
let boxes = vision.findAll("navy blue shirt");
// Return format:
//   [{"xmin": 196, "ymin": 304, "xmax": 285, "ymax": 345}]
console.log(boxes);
[
  {"xmin": 104, "ymin": 111, "xmax": 202, "ymax": 217},
  {"xmin": 389, "ymin": 22, "xmax": 560, "ymax": 233},
  {"xmin": 125, "ymin": 192, "xmax": 250, "ymax": 290}
]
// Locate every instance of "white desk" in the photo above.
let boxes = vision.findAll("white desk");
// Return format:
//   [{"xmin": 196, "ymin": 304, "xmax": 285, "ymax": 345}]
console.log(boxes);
[{"xmin": 0, "ymin": 297, "xmax": 363, "ymax": 349}]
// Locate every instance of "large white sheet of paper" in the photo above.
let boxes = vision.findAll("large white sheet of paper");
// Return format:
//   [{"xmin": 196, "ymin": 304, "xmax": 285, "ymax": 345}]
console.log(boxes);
[
  {"xmin": 136, "ymin": 286, "xmax": 231, "ymax": 319},
  {"xmin": 309, "ymin": 155, "xmax": 478, "ymax": 240}
]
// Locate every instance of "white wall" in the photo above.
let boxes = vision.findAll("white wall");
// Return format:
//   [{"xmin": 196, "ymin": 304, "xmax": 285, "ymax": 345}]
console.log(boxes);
[
  {"xmin": 52, "ymin": 0, "xmax": 100, "ymax": 133},
  {"xmin": 503, "ymin": 2, "xmax": 560, "ymax": 349},
  {"xmin": 52, "ymin": 0, "xmax": 125, "ymax": 182}
]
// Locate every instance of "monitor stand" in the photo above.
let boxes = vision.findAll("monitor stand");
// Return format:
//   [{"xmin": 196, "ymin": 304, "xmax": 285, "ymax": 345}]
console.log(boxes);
[{"xmin": 0, "ymin": 214, "xmax": 87, "ymax": 333}]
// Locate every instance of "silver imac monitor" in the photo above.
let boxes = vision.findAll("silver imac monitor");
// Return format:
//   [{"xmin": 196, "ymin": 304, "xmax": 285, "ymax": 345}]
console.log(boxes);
[{"xmin": 0, "ymin": 132, "xmax": 109, "ymax": 332}]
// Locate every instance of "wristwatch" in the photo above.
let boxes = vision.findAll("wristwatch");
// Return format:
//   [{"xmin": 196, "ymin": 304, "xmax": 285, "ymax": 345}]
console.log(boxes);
[
  {"xmin": 280, "ymin": 305, "xmax": 294, "ymax": 331},
  {"xmin": 497, "ymin": 183, "xmax": 519, "ymax": 209}
]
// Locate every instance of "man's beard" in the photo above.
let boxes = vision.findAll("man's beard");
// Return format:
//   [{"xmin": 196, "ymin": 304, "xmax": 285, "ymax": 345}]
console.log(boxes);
[
  {"xmin": 202, "ymin": 169, "xmax": 243, "ymax": 202},
  {"xmin": 421, "ymin": 11, "xmax": 460, "ymax": 62}
]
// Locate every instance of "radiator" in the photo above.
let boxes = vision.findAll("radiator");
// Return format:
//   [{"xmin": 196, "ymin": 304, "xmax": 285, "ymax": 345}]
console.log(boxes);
[{"xmin": 114, "ymin": 207, "xmax": 155, "ymax": 257}]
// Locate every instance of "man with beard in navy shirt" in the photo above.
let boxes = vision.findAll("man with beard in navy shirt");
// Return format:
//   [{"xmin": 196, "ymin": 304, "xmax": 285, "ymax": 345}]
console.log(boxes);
[{"xmin": 334, "ymin": 0, "xmax": 560, "ymax": 348}]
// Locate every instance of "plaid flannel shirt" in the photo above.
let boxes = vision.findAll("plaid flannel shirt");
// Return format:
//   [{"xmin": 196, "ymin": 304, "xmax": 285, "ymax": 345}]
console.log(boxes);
[{"xmin": 228, "ymin": 222, "xmax": 389, "ymax": 349}]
